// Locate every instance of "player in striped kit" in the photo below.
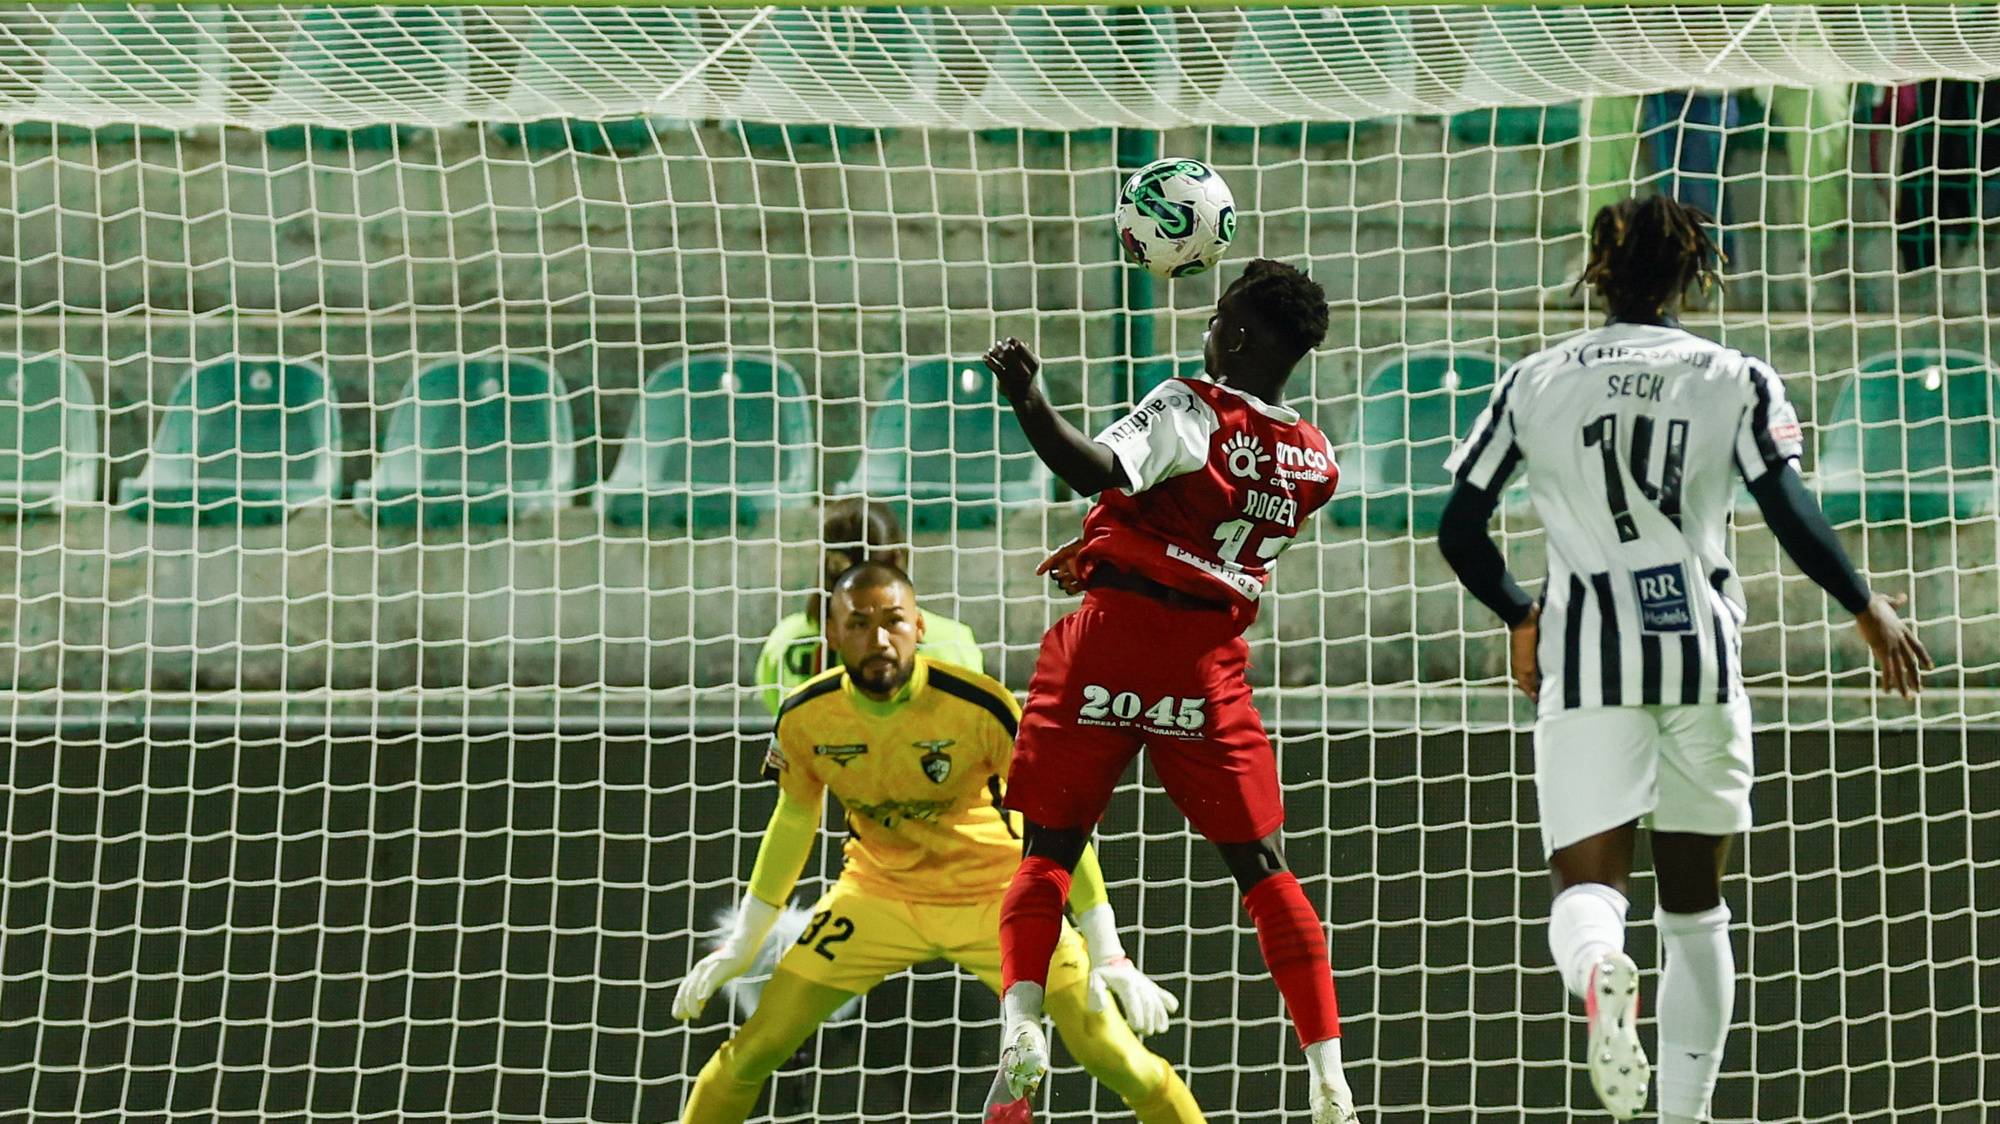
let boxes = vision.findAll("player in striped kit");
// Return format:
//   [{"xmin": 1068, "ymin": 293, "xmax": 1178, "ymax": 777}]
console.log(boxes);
[{"xmin": 1439, "ymin": 195, "xmax": 1931, "ymax": 1122}]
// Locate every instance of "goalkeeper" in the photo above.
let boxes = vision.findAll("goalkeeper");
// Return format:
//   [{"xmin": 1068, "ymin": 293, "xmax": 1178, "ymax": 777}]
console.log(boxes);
[{"xmin": 676, "ymin": 560, "xmax": 1204, "ymax": 1124}]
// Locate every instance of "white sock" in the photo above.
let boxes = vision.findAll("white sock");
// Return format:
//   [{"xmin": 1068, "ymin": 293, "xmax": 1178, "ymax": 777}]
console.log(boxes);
[
  {"xmin": 1000, "ymin": 981, "xmax": 1045, "ymax": 1034},
  {"xmin": 1547, "ymin": 882, "xmax": 1630, "ymax": 1000},
  {"xmin": 1304, "ymin": 1036, "xmax": 1347, "ymax": 1087},
  {"xmin": 1656, "ymin": 904, "xmax": 1734, "ymax": 1122}
]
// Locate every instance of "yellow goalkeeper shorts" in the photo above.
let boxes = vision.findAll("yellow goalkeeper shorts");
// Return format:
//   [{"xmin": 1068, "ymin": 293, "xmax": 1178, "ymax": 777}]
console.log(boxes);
[{"xmin": 774, "ymin": 875, "xmax": 1092, "ymax": 997}]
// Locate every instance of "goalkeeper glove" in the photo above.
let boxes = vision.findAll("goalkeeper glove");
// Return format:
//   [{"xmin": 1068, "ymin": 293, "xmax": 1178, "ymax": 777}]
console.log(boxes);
[
  {"xmin": 1074, "ymin": 902, "xmax": 1179, "ymax": 1036},
  {"xmin": 672, "ymin": 895, "xmax": 781, "ymax": 1020}
]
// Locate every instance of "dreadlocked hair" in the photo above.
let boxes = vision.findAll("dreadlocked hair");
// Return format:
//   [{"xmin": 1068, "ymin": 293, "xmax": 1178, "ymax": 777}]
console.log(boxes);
[
  {"xmin": 1231, "ymin": 258, "xmax": 1329, "ymax": 358},
  {"xmin": 1575, "ymin": 195, "xmax": 1724, "ymax": 323}
]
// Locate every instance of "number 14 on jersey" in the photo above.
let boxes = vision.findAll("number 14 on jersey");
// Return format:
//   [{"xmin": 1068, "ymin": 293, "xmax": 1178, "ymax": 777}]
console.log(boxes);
[{"xmin": 1582, "ymin": 413, "xmax": 1690, "ymax": 543}]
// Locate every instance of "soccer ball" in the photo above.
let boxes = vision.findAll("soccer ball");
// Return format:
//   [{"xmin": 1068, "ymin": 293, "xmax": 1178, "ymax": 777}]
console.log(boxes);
[{"xmin": 1114, "ymin": 157, "xmax": 1237, "ymax": 279}]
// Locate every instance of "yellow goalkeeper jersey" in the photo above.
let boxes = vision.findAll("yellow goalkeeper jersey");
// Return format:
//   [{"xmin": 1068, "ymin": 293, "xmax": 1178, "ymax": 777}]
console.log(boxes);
[{"xmin": 763, "ymin": 655, "xmax": 1023, "ymax": 905}]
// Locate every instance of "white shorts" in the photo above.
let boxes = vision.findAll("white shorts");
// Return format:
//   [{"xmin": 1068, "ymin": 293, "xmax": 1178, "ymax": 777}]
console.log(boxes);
[{"xmin": 1533, "ymin": 697, "xmax": 1754, "ymax": 856}]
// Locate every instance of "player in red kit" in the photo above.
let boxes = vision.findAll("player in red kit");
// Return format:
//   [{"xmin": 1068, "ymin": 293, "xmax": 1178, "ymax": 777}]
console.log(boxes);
[{"xmin": 982, "ymin": 259, "xmax": 1359, "ymax": 1124}]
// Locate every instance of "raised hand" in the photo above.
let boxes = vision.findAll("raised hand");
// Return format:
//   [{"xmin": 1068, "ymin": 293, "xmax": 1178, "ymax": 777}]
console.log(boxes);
[{"xmin": 983, "ymin": 337, "xmax": 1041, "ymax": 402}]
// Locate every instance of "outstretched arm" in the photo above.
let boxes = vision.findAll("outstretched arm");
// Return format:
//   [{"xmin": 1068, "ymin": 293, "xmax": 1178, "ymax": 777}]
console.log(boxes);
[
  {"xmin": 984, "ymin": 337, "xmax": 1127, "ymax": 496},
  {"xmin": 673, "ymin": 788, "xmax": 823, "ymax": 1020},
  {"xmin": 1748, "ymin": 462, "xmax": 1931, "ymax": 698}
]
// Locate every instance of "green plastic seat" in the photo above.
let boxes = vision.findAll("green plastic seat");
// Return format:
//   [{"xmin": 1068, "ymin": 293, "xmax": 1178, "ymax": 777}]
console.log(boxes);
[
  {"xmin": 360, "ymin": 357, "xmax": 575, "ymax": 526},
  {"xmin": 265, "ymin": 8, "xmax": 458, "ymax": 150},
  {"xmin": 1326, "ymin": 351, "xmax": 1505, "ymax": 531},
  {"xmin": 1817, "ymin": 349, "xmax": 1998, "ymax": 525},
  {"xmin": 599, "ymin": 354, "xmax": 815, "ymax": 532},
  {"xmin": 119, "ymin": 359, "xmax": 342, "ymax": 524},
  {"xmin": 0, "ymin": 356, "xmax": 97, "ymax": 515},
  {"xmin": 843, "ymin": 359, "xmax": 1050, "ymax": 532}
]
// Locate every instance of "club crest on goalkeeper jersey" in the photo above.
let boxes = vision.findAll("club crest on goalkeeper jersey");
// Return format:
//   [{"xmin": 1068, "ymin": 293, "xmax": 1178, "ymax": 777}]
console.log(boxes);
[
  {"xmin": 1444, "ymin": 322, "xmax": 1806, "ymax": 714},
  {"xmin": 763, "ymin": 655, "xmax": 1024, "ymax": 904},
  {"xmin": 1077, "ymin": 374, "xmax": 1339, "ymax": 624}
]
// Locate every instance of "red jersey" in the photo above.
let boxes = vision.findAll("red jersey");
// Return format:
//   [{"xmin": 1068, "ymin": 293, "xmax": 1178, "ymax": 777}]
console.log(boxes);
[{"xmin": 1075, "ymin": 375, "xmax": 1338, "ymax": 626}]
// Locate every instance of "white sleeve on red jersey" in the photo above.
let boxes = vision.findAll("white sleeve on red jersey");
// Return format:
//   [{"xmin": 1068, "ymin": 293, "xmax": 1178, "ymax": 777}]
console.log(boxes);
[{"xmin": 1092, "ymin": 378, "xmax": 1219, "ymax": 495}]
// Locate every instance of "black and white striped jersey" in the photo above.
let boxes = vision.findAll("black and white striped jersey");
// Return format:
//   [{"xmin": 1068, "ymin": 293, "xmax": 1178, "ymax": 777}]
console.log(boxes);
[{"xmin": 1444, "ymin": 322, "xmax": 1805, "ymax": 713}]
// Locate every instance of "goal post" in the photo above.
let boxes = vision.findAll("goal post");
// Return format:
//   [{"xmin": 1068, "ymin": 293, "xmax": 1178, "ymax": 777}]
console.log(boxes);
[{"xmin": 0, "ymin": 5, "xmax": 1992, "ymax": 1123}]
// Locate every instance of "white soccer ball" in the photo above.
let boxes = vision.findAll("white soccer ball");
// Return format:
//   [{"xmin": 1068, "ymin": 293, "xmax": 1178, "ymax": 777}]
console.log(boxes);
[{"xmin": 1114, "ymin": 157, "xmax": 1237, "ymax": 279}]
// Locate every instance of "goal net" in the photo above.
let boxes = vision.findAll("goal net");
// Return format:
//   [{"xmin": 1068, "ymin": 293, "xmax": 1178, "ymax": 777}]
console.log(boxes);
[{"xmin": 0, "ymin": 4, "xmax": 1992, "ymax": 1122}]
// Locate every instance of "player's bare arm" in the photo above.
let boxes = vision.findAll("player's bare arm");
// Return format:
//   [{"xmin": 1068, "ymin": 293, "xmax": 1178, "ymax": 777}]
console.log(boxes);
[{"xmin": 983, "ymin": 337, "xmax": 1129, "ymax": 496}]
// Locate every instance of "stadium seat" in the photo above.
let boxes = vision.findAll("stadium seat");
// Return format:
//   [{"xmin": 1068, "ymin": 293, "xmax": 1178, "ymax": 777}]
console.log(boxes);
[
  {"xmin": 1816, "ymin": 349, "xmax": 1999, "ymax": 525},
  {"xmin": 0, "ymin": 356, "xmax": 98, "ymax": 515},
  {"xmin": 598, "ymin": 353, "xmax": 815, "ymax": 533},
  {"xmin": 359, "ymin": 357, "xmax": 575, "ymax": 526},
  {"xmin": 1326, "ymin": 351, "xmax": 1505, "ymax": 531},
  {"xmin": 843, "ymin": 359, "xmax": 1051, "ymax": 532},
  {"xmin": 119, "ymin": 359, "xmax": 342, "ymax": 524}
]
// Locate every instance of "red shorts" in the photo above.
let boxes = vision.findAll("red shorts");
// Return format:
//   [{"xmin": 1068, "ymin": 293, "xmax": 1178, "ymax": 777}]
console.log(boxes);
[{"xmin": 1004, "ymin": 587, "xmax": 1283, "ymax": 844}]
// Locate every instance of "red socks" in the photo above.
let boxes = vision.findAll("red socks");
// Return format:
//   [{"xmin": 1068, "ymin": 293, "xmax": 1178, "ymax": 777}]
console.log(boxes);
[
  {"xmin": 1001, "ymin": 857, "xmax": 1341, "ymax": 1052},
  {"xmin": 1243, "ymin": 871, "xmax": 1342, "ymax": 1046},
  {"xmin": 999, "ymin": 856, "xmax": 1073, "ymax": 991}
]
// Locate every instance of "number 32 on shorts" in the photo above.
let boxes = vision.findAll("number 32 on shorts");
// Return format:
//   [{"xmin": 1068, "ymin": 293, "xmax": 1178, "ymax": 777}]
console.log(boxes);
[
  {"xmin": 1078, "ymin": 684, "xmax": 1207, "ymax": 733},
  {"xmin": 796, "ymin": 910, "xmax": 854, "ymax": 961}
]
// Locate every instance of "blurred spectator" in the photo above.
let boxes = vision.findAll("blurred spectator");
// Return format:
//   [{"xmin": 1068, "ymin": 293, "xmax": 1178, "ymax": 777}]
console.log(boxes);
[
  {"xmin": 752, "ymin": 497, "xmax": 983, "ymax": 714},
  {"xmin": 1869, "ymin": 80, "xmax": 2000, "ymax": 270},
  {"xmin": 1581, "ymin": 85, "xmax": 1852, "ymax": 262}
]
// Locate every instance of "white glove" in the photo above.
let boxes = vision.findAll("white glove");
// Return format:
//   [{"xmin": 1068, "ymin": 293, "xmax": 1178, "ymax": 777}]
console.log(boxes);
[
  {"xmin": 1075, "ymin": 903, "xmax": 1180, "ymax": 1037},
  {"xmin": 674, "ymin": 896, "xmax": 781, "ymax": 1021}
]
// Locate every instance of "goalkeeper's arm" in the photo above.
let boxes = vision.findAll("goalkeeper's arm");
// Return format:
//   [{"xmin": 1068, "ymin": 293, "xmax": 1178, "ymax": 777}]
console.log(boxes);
[
  {"xmin": 672, "ymin": 789, "xmax": 822, "ymax": 1020},
  {"xmin": 1065, "ymin": 843, "xmax": 1181, "ymax": 1036}
]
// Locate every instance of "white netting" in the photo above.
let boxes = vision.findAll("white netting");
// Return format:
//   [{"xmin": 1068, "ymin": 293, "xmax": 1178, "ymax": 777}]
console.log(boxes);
[
  {"xmin": 3, "ymin": 5, "xmax": 2000, "ymax": 130},
  {"xmin": 0, "ymin": 5, "xmax": 1993, "ymax": 1124}
]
